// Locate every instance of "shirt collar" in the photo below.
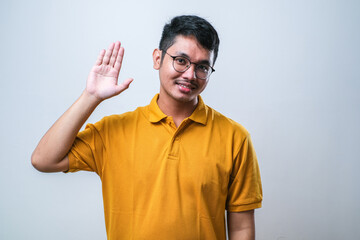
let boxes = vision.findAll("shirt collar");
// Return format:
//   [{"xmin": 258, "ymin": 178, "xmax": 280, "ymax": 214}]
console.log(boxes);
[
  {"xmin": 148, "ymin": 94, "xmax": 208, "ymax": 125},
  {"xmin": 188, "ymin": 95, "xmax": 208, "ymax": 125},
  {"xmin": 148, "ymin": 94, "xmax": 167, "ymax": 123}
]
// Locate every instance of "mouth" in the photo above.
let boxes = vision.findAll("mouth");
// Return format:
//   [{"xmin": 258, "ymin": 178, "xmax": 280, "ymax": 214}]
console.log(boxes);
[{"xmin": 175, "ymin": 80, "xmax": 197, "ymax": 90}]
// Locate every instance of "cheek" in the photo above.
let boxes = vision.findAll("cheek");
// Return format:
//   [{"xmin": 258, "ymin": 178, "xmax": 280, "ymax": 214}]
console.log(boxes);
[
  {"xmin": 199, "ymin": 81, "xmax": 208, "ymax": 90},
  {"xmin": 160, "ymin": 65, "xmax": 180, "ymax": 80}
]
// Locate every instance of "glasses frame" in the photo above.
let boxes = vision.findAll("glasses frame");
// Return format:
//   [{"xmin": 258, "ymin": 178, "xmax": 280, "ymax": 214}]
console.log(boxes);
[{"xmin": 164, "ymin": 51, "xmax": 215, "ymax": 80}]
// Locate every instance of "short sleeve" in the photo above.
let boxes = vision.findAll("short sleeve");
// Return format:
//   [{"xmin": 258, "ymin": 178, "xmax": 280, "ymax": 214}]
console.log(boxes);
[
  {"xmin": 66, "ymin": 123, "xmax": 105, "ymax": 176},
  {"xmin": 226, "ymin": 134, "xmax": 263, "ymax": 212}
]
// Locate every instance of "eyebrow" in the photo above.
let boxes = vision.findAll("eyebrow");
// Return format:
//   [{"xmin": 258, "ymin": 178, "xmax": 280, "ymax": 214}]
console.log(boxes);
[{"xmin": 175, "ymin": 51, "xmax": 211, "ymax": 66}]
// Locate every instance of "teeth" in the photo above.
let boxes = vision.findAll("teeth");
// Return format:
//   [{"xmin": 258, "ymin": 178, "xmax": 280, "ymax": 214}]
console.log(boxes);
[{"xmin": 179, "ymin": 84, "xmax": 190, "ymax": 89}]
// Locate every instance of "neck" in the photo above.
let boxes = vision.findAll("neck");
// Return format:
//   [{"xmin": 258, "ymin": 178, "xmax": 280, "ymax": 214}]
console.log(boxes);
[{"xmin": 157, "ymin": 95, "xmax": 198, "ymax": 127}]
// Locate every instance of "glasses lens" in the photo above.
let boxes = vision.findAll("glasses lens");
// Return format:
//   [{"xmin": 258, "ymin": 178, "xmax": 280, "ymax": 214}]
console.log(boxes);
[
  {"xmin": 172, "ymin": 55, "xmax": 213, "ymax": 80},
  {"xmin": 195, "ymin": 65, "xmax": 211, "ymax": 79},
  {"xmin": 173, "ymin": 57, "xmax": 190, "ymax": 72}
]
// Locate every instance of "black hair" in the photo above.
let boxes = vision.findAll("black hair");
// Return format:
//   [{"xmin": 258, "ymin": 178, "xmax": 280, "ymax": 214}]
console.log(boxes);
[{"xmin": 159, "ymin": 15, "xmax": 220, "ymax": 65}]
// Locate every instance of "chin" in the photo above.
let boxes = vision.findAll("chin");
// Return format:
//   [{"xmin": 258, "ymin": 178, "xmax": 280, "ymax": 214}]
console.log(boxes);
[{"xmin": 173, "ymin": 94, "xmax": 198, "ymax": 103}]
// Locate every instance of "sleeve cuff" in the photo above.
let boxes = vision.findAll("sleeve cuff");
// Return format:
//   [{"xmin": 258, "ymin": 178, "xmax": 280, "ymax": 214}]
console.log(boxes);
[{"xmin": 226, "ymin": 201, "xmax": 262, "ymax": 212}]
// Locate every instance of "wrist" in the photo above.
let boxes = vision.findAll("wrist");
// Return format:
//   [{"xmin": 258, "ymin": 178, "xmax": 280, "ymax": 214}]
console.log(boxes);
[{"xmin": 81, "ymin": 90, "xmax": 103, "ymax": 107}]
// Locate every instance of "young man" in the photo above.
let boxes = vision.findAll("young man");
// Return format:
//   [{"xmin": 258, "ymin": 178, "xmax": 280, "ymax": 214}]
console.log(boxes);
[{"xmin": 32, "ymin": 15, "xmax": 262, "ymax": 240}]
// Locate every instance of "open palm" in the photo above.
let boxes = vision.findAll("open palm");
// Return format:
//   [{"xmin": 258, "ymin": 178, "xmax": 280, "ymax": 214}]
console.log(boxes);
[{"xmin": 86, "ymin": 41, "xmax": 133, "ymax": 100}]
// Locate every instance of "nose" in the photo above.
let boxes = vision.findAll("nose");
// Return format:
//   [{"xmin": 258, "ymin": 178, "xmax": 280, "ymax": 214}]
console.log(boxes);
[{"xmin": 181, "ymin": 64, "xmax": 196, "ymax": 80}]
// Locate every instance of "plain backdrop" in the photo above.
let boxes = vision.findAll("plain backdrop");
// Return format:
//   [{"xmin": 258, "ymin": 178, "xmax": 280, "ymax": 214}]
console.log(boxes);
[{"xmin": 1, "ymin": 0, "xmax": 359, "ymax": 239}]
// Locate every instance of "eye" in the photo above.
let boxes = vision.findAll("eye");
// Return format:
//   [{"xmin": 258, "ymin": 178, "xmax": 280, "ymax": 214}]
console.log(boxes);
[
  {"xmin": 197, "ymin": 64, "xmax": 210, "ymax": 73},
  {"xmin": 174, "ymin": 57, "xmax": 188, "ymax": 66}
]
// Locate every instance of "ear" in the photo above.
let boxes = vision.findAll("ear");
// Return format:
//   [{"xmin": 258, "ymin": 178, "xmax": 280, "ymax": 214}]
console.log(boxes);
[{"xmin": 153, "ymin": 48, "xmax": 162, "ymax": 70}]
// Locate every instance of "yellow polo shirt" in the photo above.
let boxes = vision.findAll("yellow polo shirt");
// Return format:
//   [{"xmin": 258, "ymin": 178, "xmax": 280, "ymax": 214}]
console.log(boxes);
[{"xmin": 67, "ymin": 94, "xmax": 262, "ymax": 240}]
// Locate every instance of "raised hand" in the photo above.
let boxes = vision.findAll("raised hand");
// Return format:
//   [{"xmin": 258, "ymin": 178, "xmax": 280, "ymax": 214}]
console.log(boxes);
[
  {"xmin": 31, "ymin": 41, "xmax": 134, "ymax": 173},
  {"xmin": 86, "ymin": 41, "xmax": 133, "ymax": 101}
]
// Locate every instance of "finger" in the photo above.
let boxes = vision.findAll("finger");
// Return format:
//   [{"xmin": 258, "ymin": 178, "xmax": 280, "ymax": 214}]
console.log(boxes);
[
  {"xmin": 95, "ymin": 49, "xmax": 106, "ymax": 66},
  {"xmin": 109, "ymin": 41, "xmax": 121, "ymax": 67},
  {"xmin": 102, "ymin": 42, "xmax": 115, "ymax": 65},
  {"xmin": 114, "ymin": 47, "xmax": 125, "ymax": 72},
  {"xmin": 114, "ymin": 78, "xmax": 133, "ymax": 95}
]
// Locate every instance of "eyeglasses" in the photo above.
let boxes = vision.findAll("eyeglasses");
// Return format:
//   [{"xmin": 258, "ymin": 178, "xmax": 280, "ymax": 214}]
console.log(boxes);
[{"xmin": 164, "ymin": 51, "xmax": 215, "ymax": 80}]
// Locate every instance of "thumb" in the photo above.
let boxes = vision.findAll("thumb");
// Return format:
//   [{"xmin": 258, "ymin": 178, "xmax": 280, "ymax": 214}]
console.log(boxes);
[{"xmin": 114, "ymin": 78, "xmax": 134, "ymax": 95}]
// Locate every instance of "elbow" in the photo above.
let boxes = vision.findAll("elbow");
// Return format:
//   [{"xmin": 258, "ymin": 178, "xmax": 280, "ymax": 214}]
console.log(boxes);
[
  {"xmin": 31, "ymin": 150, "xmax": 68, "ymax": 173},
  {"xmin": 31, "ymin": 150, "xmax": 50, "ymax": 172},
  {"xmin": 31, "ymin": 151, "xmax": 43, "ymax": 172}
]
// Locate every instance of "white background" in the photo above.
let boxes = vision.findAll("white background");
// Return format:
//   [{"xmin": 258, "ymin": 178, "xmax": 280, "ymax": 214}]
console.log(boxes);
[{"xmin": 1, "ymin": 0, "xmax": 359, "ymax": 239}]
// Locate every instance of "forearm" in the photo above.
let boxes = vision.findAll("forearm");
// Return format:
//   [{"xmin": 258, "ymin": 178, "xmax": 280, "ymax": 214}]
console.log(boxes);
[{"xmin": 31, "ymin": 90, "xmax": 101, "ymax": 172}]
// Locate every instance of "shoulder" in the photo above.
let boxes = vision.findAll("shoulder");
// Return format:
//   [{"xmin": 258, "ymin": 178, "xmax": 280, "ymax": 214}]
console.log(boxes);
[
  {"xmin": 105, "ymin": 106, "xmax": 145, "ymax": 122},
  {"xmin": 206, "ymin": 105, "xmax": 250, "ymax": 140},
  {"xmin": 91, "ymin": 106, "xmax": 147, "ymax": 131}
]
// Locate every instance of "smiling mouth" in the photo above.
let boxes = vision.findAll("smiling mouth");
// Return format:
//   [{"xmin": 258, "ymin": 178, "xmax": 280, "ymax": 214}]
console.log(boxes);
[
  {"xmin": 175, "ymin": 80, "xmax": 197, "ymax": 90},
  {"xmin": 178, "ymin": 83, "xmax": 191, "ymax": 90}
]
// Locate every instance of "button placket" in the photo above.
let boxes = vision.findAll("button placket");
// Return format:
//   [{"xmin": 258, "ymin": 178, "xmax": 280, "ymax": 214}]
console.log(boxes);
[{"xmin": 167, "ymin": 119, "xmax": 191, "ymax": 160}]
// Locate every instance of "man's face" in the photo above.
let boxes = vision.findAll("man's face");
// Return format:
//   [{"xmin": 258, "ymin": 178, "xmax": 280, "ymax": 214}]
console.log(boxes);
[{"xmin": 153, "ymin": 35, "xmax": 214, "ymax": 105}]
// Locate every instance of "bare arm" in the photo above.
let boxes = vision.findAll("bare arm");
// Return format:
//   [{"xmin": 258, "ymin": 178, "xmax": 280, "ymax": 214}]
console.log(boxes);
[
  {"xmin": 227, "ymin": 210, "xmax": 255, "ymax": 240},
  {"xmin": 31, "ymin": 41, "xmax": 133, "ymax": 172}
]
